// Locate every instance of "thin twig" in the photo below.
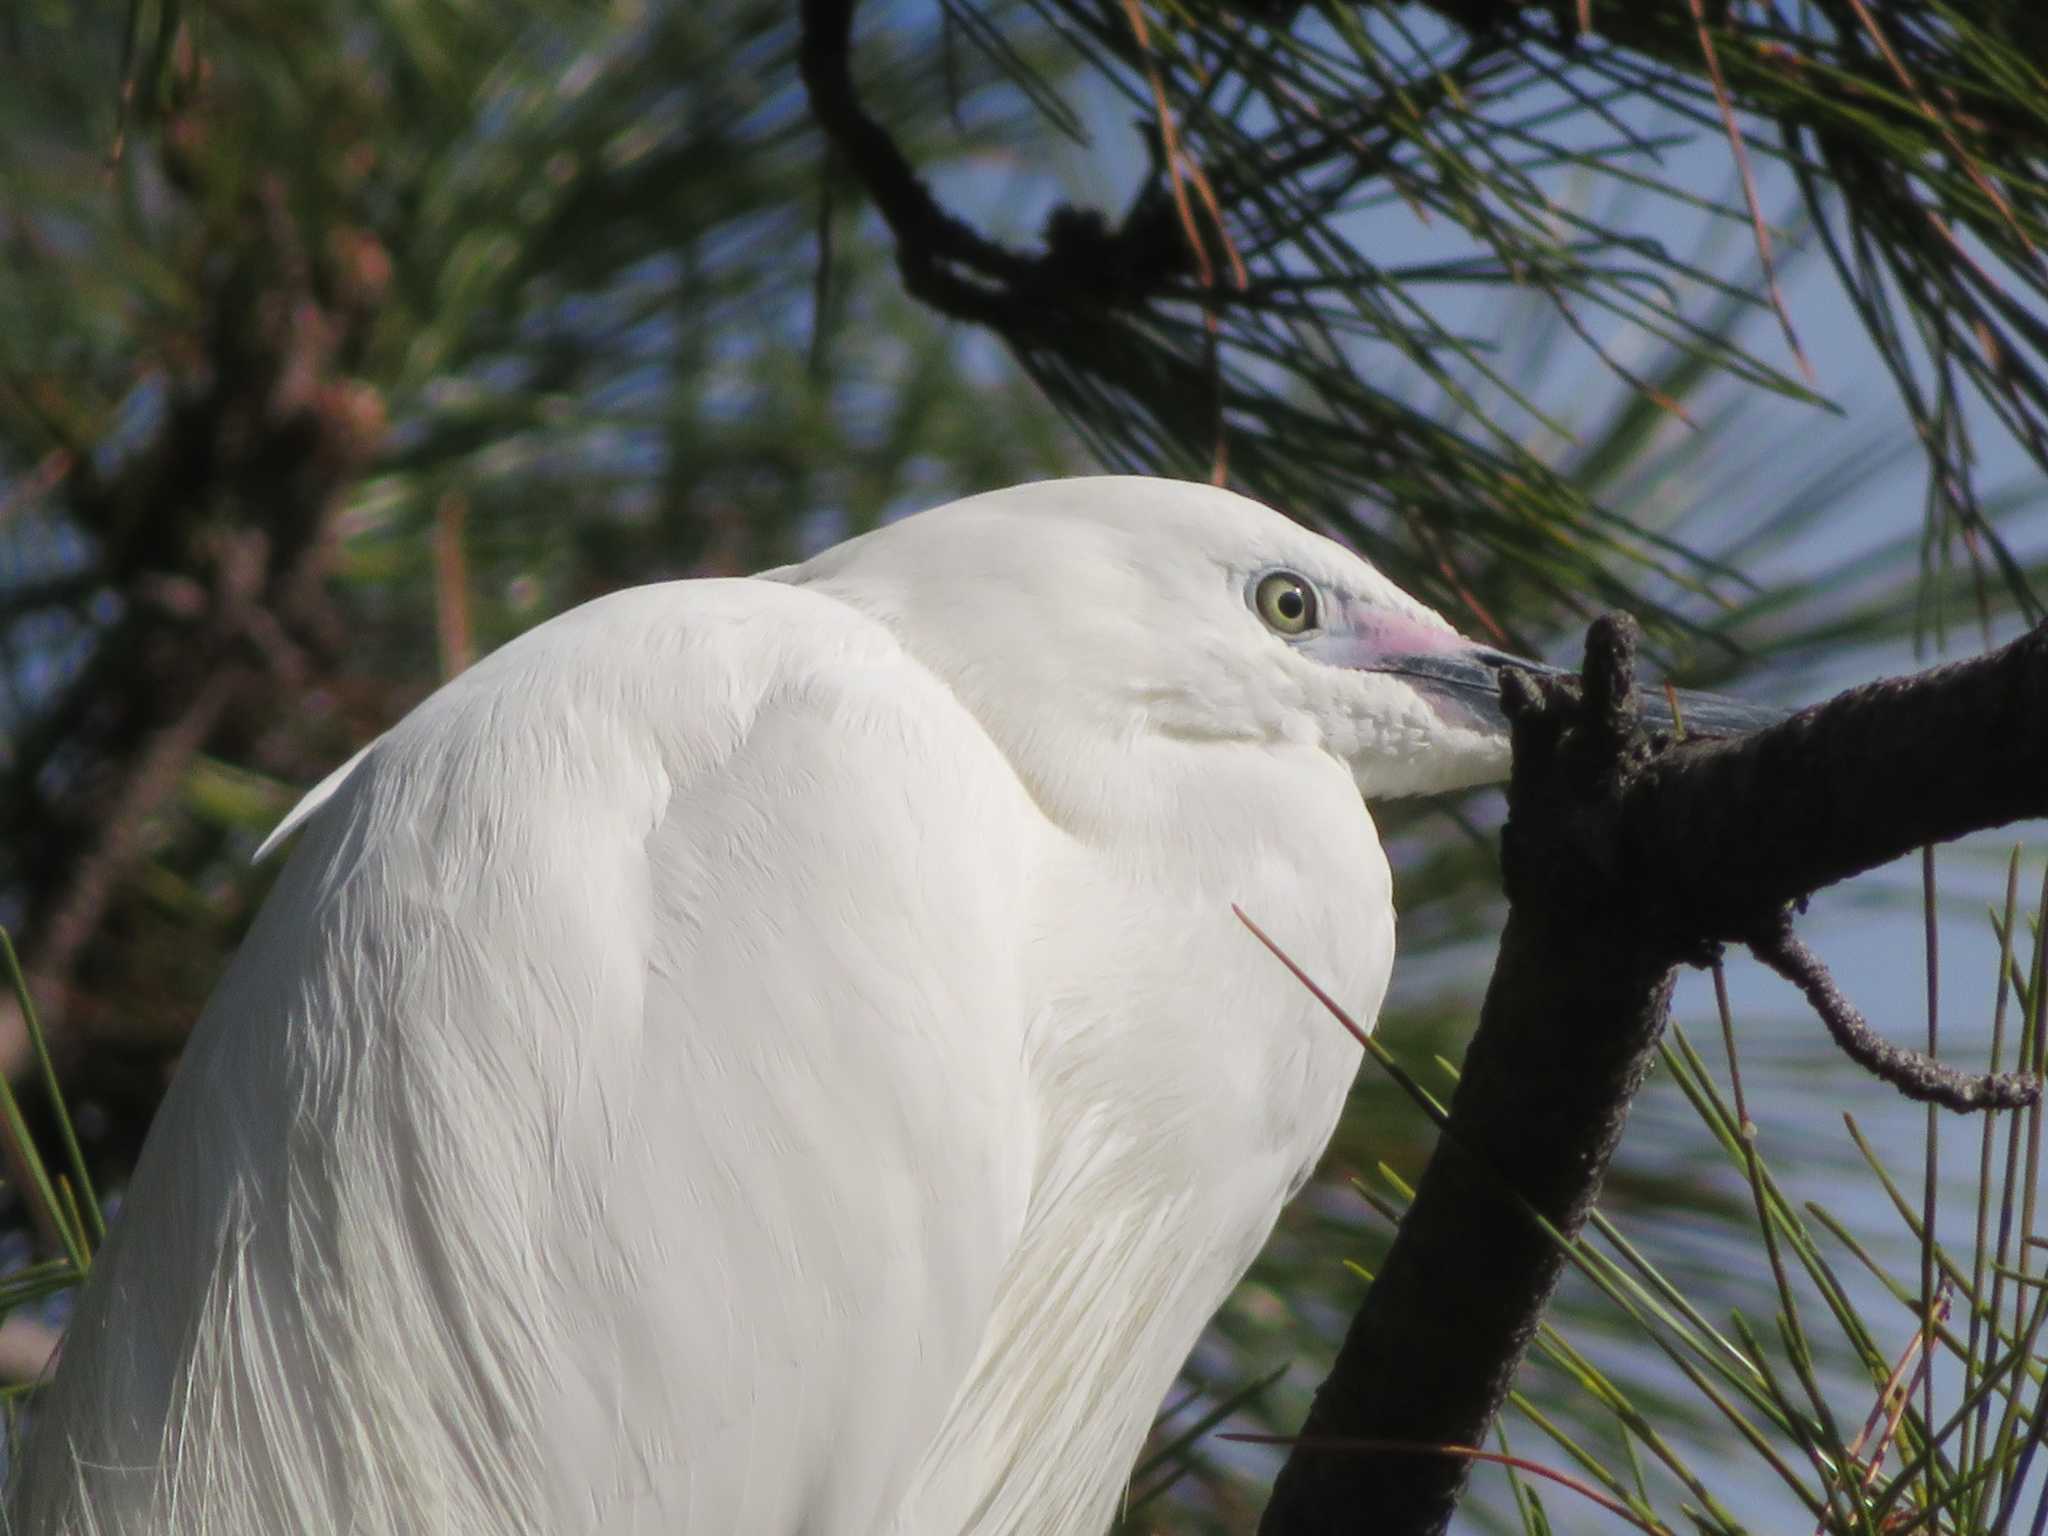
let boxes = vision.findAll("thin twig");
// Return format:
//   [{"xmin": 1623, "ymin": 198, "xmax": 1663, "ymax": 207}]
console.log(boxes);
[{"xmin": 1746, "ymin": 913, "xmax": 2037, "ymax": 1112}]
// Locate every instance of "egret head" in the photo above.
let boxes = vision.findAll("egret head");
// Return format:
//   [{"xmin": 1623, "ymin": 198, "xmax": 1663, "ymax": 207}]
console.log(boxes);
[{"xmin": 782, "ymin": 477, "xmax": 1775, "ymax": 804}]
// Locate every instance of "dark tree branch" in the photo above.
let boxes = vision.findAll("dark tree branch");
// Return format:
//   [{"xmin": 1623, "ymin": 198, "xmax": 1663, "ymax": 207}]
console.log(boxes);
[
  {"xmin": 798, "ymin": 0, "xmax": 1036, "ymax": 316},
  {"xmin": 1260, "ymin": 615, "xmax": 2048, "ymax": 1536},
  {"xmin": 1611, "ymin": 620, "xmax": 2048, "ymax": 943},
  {"xmin": 798, "ymin": 0, "xmax": 1195, "ymax": 330},
  {"xmin": 1748, "ymin": 914, "xmax": 2035, "ymax": 1110}
]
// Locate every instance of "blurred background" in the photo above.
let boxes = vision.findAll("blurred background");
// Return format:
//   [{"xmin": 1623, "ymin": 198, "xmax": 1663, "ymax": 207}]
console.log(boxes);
[{"xmin": 3, "ymin": 0, "xmax": 2048, "ymax": 1530}]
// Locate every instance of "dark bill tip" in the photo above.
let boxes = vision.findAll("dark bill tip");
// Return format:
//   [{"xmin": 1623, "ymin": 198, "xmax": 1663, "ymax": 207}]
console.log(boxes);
[
  {"xmin": 1635, "ymin": 682, "xmax": 1789, "ymax": 738},
  {"xmin": 1379, "ymin": 647, "xmax": 1788, "ymax": 741}
]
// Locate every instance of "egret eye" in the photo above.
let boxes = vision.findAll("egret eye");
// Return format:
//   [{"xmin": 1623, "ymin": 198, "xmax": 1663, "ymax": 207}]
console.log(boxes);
[{"xmin": 1253, "ymin": 571, "xmax": 1319, "ymax": 636}]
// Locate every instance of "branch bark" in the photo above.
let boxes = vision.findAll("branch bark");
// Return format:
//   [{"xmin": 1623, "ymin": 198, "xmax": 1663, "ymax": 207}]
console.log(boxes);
[{"xmin": 1258, "ymin": 615, "xmax": 2048, "ymax": 1536}]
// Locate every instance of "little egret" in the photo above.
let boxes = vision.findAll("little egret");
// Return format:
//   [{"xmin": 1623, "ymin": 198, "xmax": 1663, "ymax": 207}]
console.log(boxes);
[{"xmin": 14, "ymin": 477, "xmax": 1771, "ymax": 1535}]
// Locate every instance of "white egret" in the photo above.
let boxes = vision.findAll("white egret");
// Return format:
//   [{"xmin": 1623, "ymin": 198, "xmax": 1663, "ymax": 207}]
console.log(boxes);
[{"xmin": 13, "ymin": 476, "xmax": 1770, "ymax": 1535}]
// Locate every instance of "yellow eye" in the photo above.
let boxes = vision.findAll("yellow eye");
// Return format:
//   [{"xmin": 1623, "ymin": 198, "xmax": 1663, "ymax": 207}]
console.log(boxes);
[{"xmin": 1253, "ymin": 571, "xmax": 1318, "ymax": 636}]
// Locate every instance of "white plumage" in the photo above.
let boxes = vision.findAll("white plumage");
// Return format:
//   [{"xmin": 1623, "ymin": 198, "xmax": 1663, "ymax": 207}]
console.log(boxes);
[{"xmin": 14, "ymin": 477, "xmax": 1532, "ymax": 1535}]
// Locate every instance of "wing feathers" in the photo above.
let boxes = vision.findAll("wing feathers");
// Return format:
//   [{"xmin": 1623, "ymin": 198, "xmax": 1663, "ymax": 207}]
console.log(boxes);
[{"xmin": 17, "ymin": 579, "xmax": 1042, "ymax": 1536}]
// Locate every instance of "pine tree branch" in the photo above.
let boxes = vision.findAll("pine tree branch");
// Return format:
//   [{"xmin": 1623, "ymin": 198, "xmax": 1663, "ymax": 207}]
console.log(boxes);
[
  {"xmin": 1260, "ymin": 615, "xmax": 2048, "ymax": 1536},
  {"xmin": 1414, "ymin": 0, "xmax": 2048, "ymax": 150},
  {"xmin": 798, "ymin": 0, "xmax": 1195, "ymax": 328},
  {"xmin": 1747, "ymin": 915, "xmax": 2034, "ymax": 1111},
  {"xmin": 798, "ymin": 0, "xmax": 1037, "ymax": 318}
]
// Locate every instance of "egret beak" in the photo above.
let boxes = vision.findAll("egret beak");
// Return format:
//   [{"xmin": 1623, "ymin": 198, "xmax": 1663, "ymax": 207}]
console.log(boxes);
[{"xmin": 1374, "ymin": 645, "xmax": 1786, "ymax": 740}]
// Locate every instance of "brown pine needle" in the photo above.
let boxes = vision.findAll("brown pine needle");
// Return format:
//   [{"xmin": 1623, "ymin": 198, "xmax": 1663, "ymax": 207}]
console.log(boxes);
[
  {"xmin": 1118, "ymin": 0, "xmax": 1246, "ymax": 294},
  {"xmin": 1840, "ymin": 0, "xmax": 2036, "ymax": 264},
  {"xmin": 1221, "ymin": 1433, "xmax": 1673, "ymax": 1535},
  {"xmin": 1403, "ymin": 508, "xmax": 1511, "ymax": 647},
  {"xmin": 1232, "ymin": 904, "xmax": 1373, "ymax": 1053},
  {"xmin": 1124, "ymin": 0, "xmax": 1211, "ymax": 292},
  {"xmin": 1683, "ymin": 0, "xmax": 1814, "ymax": 384},
  {"xmin": 1822, "ymin": 1286, "xmax": 1948, "ymax": 1532},
  {"xmin": 1118, "ymin": 0, "xmax": 1245, "ymax": 486}
]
